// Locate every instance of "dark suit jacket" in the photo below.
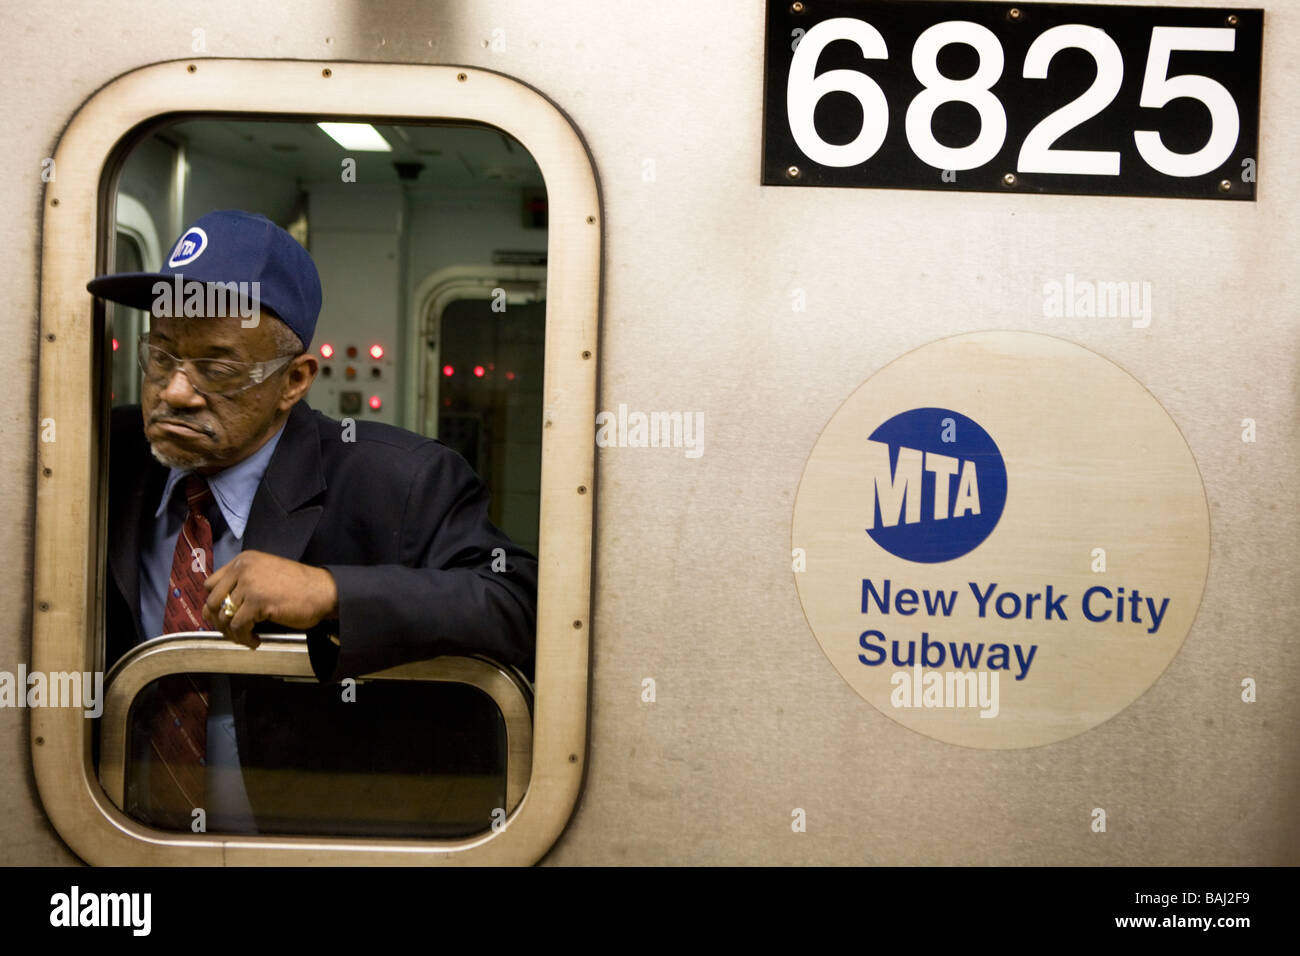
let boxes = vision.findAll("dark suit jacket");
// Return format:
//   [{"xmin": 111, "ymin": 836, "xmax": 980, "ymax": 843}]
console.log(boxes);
[
  {"xmin": 107, "ymin": 400, "xmax": 538, "ymax": 829},
  {"xmin": 107, "ymin": 399, "xmax": 538, "ymax": 681}
]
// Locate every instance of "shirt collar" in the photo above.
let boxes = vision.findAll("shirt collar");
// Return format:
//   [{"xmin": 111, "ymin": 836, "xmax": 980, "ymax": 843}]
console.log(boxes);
[{"xmin": 154, "ymin": 418, "xmax": 289, "ymax": 539}]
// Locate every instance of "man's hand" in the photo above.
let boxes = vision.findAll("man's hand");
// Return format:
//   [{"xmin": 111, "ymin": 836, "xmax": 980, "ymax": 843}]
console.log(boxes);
[{"xmin": 202, "ymin": 550, "xmax": 339, "ymax": 647}]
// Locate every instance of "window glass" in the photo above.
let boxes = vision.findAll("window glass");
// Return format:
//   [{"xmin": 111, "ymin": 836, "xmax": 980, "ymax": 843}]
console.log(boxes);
[
  {"xmin": 124, "ymin": 674, "xmax": 510, "ymax": 837},
  {"xmin": 108, "ymin": 234, "xmax": 145, "ymax": 406},
  {"xmin": 436, "ymin": 298, "xmax": 544, "ymax": 554}
]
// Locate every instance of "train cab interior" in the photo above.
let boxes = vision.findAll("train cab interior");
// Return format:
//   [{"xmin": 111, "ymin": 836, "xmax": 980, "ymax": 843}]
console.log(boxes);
[{"xmin": 102, "ymin": 116, "xmax": 546, "ymax": 839}]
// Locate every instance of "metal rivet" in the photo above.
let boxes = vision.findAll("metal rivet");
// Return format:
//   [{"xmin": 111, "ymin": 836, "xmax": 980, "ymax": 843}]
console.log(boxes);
[
  {"xmin": 573, "ymin": 620, "xmax": 583, "ymax": 629},
  {"xmin": 50, "ymin": 198, "xmax": 59, "ymax": 207},
  {"xmin": 1008, "ymin": 7, "xmax": 1022, "ymax": 20},
  {"xmin": 45, "ymin": 333, "xmax": 54, "ymax": 341},
  {"xmin": 42, "ymin": 467, "xmax": 51, "ymax": 477},
  {"xmin": 790, "ymin": 2, "xmax": 805, "ymax": 13},
  {"xmin": 186, "ymin": 64, "xmax": 197, "ymax": 73},
  {"xmin": 35, "ymin": 737, "xmax": 44, "ymax": 746},
  {"xmin": 457, "ymin": 72, "xmax": 468, "ymax": 82},
  {"xmin": 1226, "ymin": 14, "xmax": 1239, "ymax": 26},
  {"xmin": 1219, "ymin": 179, "xmax": 1232, "ymax": 192},
  {"xmin": 322, "ymin": 68, "xmax": 332, "ymax": 78},
  {"xmin": 586, "ymin": 215, "xmax": 596, "ymax": 224},
  {"xmin": 1002, "ymin": 172, "xmax": 1018, "ymax": 187},
  {"xmin": 38, "ymin": 602, "xmax": 49, "ymax": 612},
  {"xmin": 786, "ymin": 165, "xmax": 802, "ymax": 180},
  {"xmin": 568, "ymin": 753, "xmax": 578, "ymax": 763},
  {"xmin": 577, "ymin": 485, "xmax": 587, "ymax": 495},
  {"xmin": 581, "ymin": 350, "xmax": 591, "ymax": 359}
]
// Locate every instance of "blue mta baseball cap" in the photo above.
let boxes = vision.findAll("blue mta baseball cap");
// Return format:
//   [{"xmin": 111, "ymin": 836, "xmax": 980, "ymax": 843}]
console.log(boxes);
[{"xmin": 86, "ymin": 209, "xmax": 322, "ymax": 350}]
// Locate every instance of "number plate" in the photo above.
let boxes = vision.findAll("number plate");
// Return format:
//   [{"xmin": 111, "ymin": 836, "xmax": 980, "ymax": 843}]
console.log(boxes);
[{"xmin": 763, "ymin": 1, "xmax": 1262, "ymax": 199}]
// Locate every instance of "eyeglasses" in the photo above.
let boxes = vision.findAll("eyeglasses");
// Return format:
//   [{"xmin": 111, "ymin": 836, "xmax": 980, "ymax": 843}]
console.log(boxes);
[{"xmin": 137, "ymin": 335, "xmax": 299, "ymax": 396}]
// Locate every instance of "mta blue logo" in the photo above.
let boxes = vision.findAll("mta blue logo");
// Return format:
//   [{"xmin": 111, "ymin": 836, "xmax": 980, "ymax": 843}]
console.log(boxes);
[
  {"xmin": 865, "ymin": 408, "xmax": 1006, "ymax": 563},
  {"xmin": 167, "ymin": 226, "xmax": 208, "ymax": 267}
]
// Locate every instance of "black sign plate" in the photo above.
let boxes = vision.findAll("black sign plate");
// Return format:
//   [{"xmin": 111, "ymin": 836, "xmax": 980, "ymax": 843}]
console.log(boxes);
[{"xmin": 763, "ymin": 1, "xmax": 1262, "ymax": 199}]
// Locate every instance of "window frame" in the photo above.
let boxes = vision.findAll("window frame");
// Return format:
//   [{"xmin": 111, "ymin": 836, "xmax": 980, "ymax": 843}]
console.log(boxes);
[
  {"xmin": 33, "ymin": 58, "xmax": 598, "ymax": 865},
  {"xmin": 98, "ymin": 635, "xmax": 535, "ymax": 836}
]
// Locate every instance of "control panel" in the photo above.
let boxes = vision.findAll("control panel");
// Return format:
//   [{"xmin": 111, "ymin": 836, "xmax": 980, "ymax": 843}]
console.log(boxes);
[{"xmin": 313, "ymin": 340, "xmax": 393, "ymax": 420}]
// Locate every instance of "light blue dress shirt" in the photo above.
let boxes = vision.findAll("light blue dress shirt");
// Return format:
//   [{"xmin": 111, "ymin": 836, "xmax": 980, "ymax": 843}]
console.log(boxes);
[{"xmin": 139, "ymin": 419, "xmax": 287, "ymax": 833}]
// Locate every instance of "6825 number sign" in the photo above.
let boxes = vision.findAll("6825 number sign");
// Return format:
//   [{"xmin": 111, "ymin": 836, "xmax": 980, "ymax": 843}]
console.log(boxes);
[{"xmin": 762, "ymin": 1, "xmax": 1262, "ymax": 199}]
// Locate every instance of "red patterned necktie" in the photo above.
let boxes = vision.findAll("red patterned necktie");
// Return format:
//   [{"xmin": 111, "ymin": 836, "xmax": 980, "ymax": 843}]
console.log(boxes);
[{"xmin": 148, "ymin": 473, "xmax": 214, "ymax": 827}]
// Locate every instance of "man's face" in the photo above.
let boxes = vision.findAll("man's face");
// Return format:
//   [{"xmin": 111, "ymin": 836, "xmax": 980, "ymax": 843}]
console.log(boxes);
[{"xmin": 141, "ymin": 313, "xmax": 315, "ymax": 474}]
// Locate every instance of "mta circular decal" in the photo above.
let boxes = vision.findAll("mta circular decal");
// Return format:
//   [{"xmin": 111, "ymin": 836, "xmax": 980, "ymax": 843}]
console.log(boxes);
[
  {"xmin": 792, "ymin": 331, "xmax": 1210, "ymax": 749},
  {"xmin": 865, "ymin": 407, "xmax": 1007, "ymax": 563},
  {"xmin": 167, "ymin": 226, "xmax": 208, "ymax": 267}
]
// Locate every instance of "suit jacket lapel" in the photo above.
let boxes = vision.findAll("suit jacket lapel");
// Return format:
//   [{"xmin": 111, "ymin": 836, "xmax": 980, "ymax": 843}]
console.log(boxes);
[
  {"xmin": 242, "ymin": 400, "xmax": 326, "ymax": 560},
  {"xmin": 108, "ymin": 414, "xmax": 167, "ymax": 648}
]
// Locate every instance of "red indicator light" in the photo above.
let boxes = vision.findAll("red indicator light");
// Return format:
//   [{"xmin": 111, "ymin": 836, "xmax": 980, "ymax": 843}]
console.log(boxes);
[
  {"xmin": 112, "ymin": 338, "xmax": 119, "ymax": 352},
  {"xmin": 505, "ymin": 371, "xmax": 516, "ymax": 381},
  {"xmin": 369, "ymin": 344, "xmax": 384, "ymax": 360},
  {"xmin": 473, "ymin": 365, "xmax": 485, "ymax": 378},
  {"xmin": 320, "ymin": 343, "xmax": 335, "ymax": 359},
  {"xmin": 442, "ymin": 364, "xmax": 454, "ymax": 377},
  {"xmin": 368, "ymin": 395, "xmax": 382, "ymax": 410},
  {"xmin": 345, "ymin": 366, "xmax": 356, "ymax": 379}
]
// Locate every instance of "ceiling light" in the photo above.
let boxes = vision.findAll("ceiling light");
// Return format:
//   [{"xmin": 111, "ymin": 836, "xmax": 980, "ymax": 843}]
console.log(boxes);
[{"xmin": 317, "ymin": 123, "xmax": 393, "ymax": 151}]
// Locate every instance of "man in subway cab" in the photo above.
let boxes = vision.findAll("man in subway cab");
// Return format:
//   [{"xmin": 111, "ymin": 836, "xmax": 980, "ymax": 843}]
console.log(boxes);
[{"xmin": 87, "ymin": 209, "xmax": 537, "ymax": 834}]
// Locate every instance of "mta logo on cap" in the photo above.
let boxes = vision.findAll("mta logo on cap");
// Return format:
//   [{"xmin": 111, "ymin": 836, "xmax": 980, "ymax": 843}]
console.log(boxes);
[
  {"xmin": 864, "ymin": 407, "xmax": 1007, "ymax": 563},
  {"xmin": 168, "ymin": 227, "xmax": 208, "ymax": 267}
]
